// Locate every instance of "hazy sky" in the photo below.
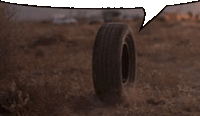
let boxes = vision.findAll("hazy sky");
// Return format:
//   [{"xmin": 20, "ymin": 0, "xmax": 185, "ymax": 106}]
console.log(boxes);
[{"xmin": 6, "ymin": 2, "xmax": 200, "ymax": 21}]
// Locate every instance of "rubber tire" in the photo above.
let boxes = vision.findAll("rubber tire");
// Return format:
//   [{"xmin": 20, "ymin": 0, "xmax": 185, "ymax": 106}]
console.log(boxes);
[{"xmin": 92, "ymin": 23, "xmax": 137, "ymax": 104}]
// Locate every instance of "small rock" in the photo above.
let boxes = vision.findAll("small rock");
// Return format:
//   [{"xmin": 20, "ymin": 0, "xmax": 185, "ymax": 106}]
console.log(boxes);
[{"xmin": 146, "ymin": 98, "xmax": 166, "ymax": 106}]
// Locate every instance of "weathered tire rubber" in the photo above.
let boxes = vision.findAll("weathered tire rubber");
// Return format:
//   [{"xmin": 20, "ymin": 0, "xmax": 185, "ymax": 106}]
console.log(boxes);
[{"xmin": 92, "ymin": 23, "xmax": 137, "ymax": 104}]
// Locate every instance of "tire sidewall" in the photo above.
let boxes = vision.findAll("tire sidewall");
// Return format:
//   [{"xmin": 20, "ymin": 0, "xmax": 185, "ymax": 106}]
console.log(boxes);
[{"xmin": 120, "ymin": 27, "xmax": 137, "ymax": 89}]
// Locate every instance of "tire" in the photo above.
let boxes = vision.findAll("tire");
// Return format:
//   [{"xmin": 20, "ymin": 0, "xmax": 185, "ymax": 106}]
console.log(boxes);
[{"xmin": 92, "ymin": 23, "xmax": 137, "ymax": 104}]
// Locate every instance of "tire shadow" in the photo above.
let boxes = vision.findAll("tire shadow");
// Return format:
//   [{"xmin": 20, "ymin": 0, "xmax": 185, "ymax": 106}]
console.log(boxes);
[{"xmin": 67, "ymin": 94, "xmax": 111, "ymax": 114}]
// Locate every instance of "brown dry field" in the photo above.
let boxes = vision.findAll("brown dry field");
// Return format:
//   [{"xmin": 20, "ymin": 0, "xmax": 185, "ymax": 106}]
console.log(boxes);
[{"xmin": 1, "ymin": 16, "xmax": 200, "ymax": 115}]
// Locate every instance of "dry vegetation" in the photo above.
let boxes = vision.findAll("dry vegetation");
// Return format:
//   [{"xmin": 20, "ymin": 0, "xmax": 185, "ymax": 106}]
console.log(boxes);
[{"xmin": 0, "ymin": 4, "xmax": 200, "ymax": 116}]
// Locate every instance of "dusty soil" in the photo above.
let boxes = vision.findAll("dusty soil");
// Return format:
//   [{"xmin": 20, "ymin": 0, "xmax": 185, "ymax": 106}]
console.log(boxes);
[{"xmin": 1, "ymin": 18, "xmax": 200, "ymax": 116}]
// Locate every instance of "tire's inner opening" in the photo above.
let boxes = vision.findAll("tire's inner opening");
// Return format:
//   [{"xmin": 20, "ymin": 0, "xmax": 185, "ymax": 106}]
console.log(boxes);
[{"xmin": 122, "ymin": 44, "xmax": 129, "ymax": 84}]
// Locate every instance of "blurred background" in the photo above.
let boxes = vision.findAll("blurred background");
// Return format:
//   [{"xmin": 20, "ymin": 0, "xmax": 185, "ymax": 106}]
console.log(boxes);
[{"xmin": 6, "ymin": 2, "xmax": 200, "ymax": 23}]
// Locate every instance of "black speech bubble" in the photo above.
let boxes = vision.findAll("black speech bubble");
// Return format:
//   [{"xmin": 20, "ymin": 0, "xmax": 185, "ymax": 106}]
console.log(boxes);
[{"xmin": 0, "ymin": 0, "xmax": 200, "ymax": 31}]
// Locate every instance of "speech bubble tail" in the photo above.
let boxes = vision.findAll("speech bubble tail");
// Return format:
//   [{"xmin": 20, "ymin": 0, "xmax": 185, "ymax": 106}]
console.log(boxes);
[
  {"xmin": 139, "ymin": 18, "xmax": 146, "ymax": 32},
  {"xmin": 139, "ymin": 5, "xmax": 166, "ymax": 33}
]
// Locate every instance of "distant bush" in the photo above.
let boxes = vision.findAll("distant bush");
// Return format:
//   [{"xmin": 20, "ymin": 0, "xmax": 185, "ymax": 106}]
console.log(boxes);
[
  {"xmin": 0, "ymin": 3, "xmax": 29, "ymax": 116},
  {"xmin": 102, "ymin": 10, "xmax": 121, "ymax": 23},
  {"xmin": 0, "ymin": 3, "xmax": 14, "ymax": 79}
]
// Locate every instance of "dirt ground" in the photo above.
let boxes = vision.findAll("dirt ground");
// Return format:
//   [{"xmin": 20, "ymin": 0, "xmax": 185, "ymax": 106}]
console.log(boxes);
[{"xmin": 1, "ymin": 18, "xmax": 200, "ymax": 116}]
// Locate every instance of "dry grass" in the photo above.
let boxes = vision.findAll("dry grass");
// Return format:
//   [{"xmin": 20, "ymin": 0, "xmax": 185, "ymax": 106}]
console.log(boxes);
[{"xmin": 0, "ymin": 5, "xmax": 200, "ymax": 115}]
